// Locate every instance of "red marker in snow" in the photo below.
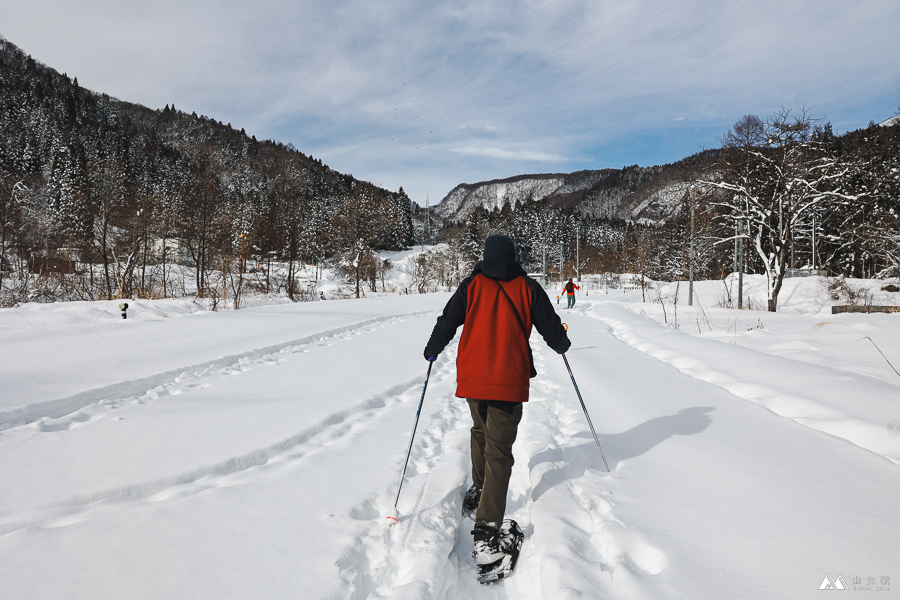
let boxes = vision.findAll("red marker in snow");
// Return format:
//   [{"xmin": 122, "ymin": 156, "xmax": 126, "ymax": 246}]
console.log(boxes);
[{"xmin": 384, "ymin": 507, "xmax": 399, "ymax": 525}]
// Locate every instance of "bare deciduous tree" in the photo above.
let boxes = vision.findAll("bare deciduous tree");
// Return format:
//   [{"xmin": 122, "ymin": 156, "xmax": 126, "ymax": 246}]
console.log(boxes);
[{"xmin": 702, "ymin": 108, "xmax": 859, "ymax": 311}]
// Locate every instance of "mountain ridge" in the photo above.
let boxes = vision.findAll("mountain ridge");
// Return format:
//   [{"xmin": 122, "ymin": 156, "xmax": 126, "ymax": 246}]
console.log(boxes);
[{"xmin": 434, "ymin": 151, "xmax": 717, "ymax": 224}]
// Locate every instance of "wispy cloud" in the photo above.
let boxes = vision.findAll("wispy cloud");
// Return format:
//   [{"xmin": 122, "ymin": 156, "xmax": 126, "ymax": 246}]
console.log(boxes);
[
  {"xmin": 3, "ymin": 0, "xmax": 900, "ymax": 202},
  {"xmin": 452, "ymin": 146, "xmax": 569, "ymax": 163}
]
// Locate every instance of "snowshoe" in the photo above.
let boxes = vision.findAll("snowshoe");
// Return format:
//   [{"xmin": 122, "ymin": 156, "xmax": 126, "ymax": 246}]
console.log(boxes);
[
  {"xmin": 473, "ymin": 523, "xmax": 505, "ymax": 566},
  {"xmin": 462, "ymin": 483, "xmax": 481, "ymax": 519},
  {"xmin": 475, "ymin": 520, "xmax": 524, "ymax": 584}
]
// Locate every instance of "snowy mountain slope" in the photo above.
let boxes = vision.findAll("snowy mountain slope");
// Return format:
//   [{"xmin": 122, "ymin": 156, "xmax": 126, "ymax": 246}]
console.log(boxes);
[
  {"xmin": 434, "ymin": 170, "xmax": 622, "ymax": 221},
  {"xmin": 433, "ymin": 160, "xmax": 706, "ymax": 224},
  {"xmin": 879, "ymin": 113, "xmax": 900, "ymax": 127},
  {"xmin": 612, "ymin": 179, "xmax": 691, "ymax": 224},
  {"xmin": 1, "ymin": 286, "xmax": 898, "ymax": 598},
  {"xmin": 436, "ymin": 174, "xmax": 580, "ymax": 221}
]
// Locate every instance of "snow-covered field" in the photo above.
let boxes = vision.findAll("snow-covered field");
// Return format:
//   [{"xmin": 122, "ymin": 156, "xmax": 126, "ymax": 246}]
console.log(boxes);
[{"xmin": 1, "ymin": 275, "xmax": 899, "ymax": 599}]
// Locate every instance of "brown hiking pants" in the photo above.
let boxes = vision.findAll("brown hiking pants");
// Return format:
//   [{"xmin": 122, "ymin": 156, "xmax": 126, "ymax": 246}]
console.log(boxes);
[{"xmin": 467, "ymin": 398, "xmax": 523, "ymax": 528}]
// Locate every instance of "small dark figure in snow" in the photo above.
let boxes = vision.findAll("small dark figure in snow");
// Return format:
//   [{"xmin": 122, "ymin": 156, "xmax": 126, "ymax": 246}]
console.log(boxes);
[
  {"xmin": 424, "ymin": 235, "xmax": 570, "ymax": 578},
  {"xmin": 563, "ymin": 278, "xmax": 580, "ymax": 308}
]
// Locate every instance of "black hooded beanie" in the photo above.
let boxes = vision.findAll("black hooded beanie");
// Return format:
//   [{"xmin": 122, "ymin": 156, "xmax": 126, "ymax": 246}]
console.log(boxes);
[{"xmin": 473, "ymin": 235, "xmax": 526, "ymax": 282}]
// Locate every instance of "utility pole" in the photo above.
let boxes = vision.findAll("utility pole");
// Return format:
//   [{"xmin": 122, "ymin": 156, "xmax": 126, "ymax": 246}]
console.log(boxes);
[
  {"xmin": 790, "ymin": 233, "xmax": 795, "ymax": 270},
  {"xmin": 734, "ymin": 221, "xmax": 739, "ymax": 275},
  {"xmin": 738, "ymin": 218, "xmax": 744, "ymax": 309},
  {"xmin": 576, "ymin": 232, "xmax": 580, "ymax": 281},
  {"xmin": 541, "ymin": 239, "xmax": 547, "ymax": 287},
  {"xmin": 425, "ymin": 195, "xmax": 430, "ymax": 246},
  {"xmin": 812, "ymin": 213, "xmax": 817, "ymax": 270},
  {"xmin": 559, "ymin": 242, "xmax": 564, "ymax": 283},
  {"xmin": 778, "ymin": 196, "xmax": 784, "ymax": 285},
  {"xmin": 688, "ymin": 197, "xmax": 695, "ymax": 306}
]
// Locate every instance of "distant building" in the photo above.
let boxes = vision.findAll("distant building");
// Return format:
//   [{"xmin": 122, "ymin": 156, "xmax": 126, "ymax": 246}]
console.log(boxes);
[
  {"xmin": 147, "ymin": 238, "xmax": 194, "ymax": 266},
  {"xmin": 785, "ymin": 267, "xmax": 827, "ymax": 278},
  {"xmin": 29, "ymin": 255, "xmax": 76, "ymax": 274}
]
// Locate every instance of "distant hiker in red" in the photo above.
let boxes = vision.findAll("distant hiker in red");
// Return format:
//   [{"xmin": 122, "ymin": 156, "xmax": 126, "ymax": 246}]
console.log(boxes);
[
  {"xmin": 563, "ymin": 278, "xmax": 579, "ymax": 308},
  {"xmin": 424, "ymin": 235, "xmax": 570, "ymax": 568}
]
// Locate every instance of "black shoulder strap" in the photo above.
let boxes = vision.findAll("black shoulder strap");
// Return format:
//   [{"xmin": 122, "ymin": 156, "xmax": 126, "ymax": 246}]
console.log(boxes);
[
  {"xmin": 495, "ymin": 279, "xmax": 528, "ymax": 335},
  {"xmin": 495, "ymin": 279, "xmax": 537, "ymax": 378}
]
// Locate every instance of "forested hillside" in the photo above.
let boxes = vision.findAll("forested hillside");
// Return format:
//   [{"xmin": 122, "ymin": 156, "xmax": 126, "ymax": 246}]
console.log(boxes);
[
  {"xmin": 0, "ymin": 37, "xmax": 412, "ymax": 303},
  {"xmin": 434, "ymin": 109, "xmax": 899, "ymax": 311},
  {"xmin": 2, "ymin": 34, "xmax": 898, "ymax": 314}
]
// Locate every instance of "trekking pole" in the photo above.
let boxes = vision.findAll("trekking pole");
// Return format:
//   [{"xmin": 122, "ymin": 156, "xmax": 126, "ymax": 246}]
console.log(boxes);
[
  {"xmin": 561, "ymin": 325, "xmax": 610, "ymax": 472},
  {"xmin": 385, "ymin": 359, "xmax": 434, "ymax": 524}
]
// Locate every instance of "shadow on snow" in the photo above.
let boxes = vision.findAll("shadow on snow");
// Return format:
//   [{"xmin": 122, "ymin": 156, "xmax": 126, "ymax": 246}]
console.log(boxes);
[{"xmin": 529, "ymin": 407, "xmax": 714, "ymax": 501}]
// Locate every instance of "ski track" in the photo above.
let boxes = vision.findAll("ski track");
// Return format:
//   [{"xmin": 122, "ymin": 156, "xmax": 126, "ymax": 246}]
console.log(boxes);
[
  {"xmin": 336, "ymin": 334, "xmax": 663, "ymax": 599},
  {"xmin": 334, "ymin": 340, "xmax": 472, "ymax": 599},
  {"xmin": 0, "ymin": 310, "xmax": 440, "ymax": 538},
  {"xmin": 4, "ymin": 303, "xmax": 665, "ymax": 598},
  {"xmin": 5, "ymin": 295, "xmax": 899, "ymax": 598},
  {"xmin": 581, "ymin": 303, "xmax": 900, "ymax": 466},
  {"xmin": 0, "ymin": 310, "xmax": 435, "ymax": 434},
  {"xmin": 511, "ymin": 345, "xmax": 665, "ymax": 599},
  {"xmin": 0, "ymin": 372, "xmax": 436, "ymax": 538}
]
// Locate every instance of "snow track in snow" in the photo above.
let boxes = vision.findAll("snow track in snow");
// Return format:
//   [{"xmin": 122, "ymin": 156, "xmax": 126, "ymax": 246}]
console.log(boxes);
[
  {"xmin": 0, "ymin": 375, "xmax": 427, "ymax": 538},
  {"xmin": 502, "ymin": 346, "xmax": 666, "ymax": 599},
  {"xmin": 0, "ymin": 310, "xmax": 435, "ymax": 433},
  {"xmin": 0, "ymin": 310, "xmax": 439, "ymax": 533},
  {"xmin": 332, "ymin": 336, "xmax": 663, "ymax": 599},
  {"xmin": 587, "ymin": 303, "xmax": 900, "ymax": 465},
  {"xmin": 334, "ymin": 341, "xmax": 473, "ymax": 599},
  {"xmin": 4, "ymin": 294, "xmax": 899, "ymax": 599}
]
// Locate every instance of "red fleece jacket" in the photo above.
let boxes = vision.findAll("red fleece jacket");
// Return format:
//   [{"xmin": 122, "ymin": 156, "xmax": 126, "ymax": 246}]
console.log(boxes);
[
  {"xmin": 424, "ymin": 258, "xmax": 571, "ymax": 404},
  {"xmin": 455, "ymin": 274, "xmax": 533, "ymax": 403}
]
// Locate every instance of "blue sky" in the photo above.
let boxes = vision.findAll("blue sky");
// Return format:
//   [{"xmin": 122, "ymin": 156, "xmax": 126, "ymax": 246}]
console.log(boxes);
[{"xmin": 3, "ymin": 0, "xmax": 899, "ymax": 205}]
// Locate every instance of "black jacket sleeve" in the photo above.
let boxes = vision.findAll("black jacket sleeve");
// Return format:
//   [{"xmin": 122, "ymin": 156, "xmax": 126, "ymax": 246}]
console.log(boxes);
[
  {"xmin": 424, "ymin": 276, "xmax": 471, "ymax": 358},
  {"xmin": 527, "ymin": 277, "xmax": 571, "ymax": 354}
]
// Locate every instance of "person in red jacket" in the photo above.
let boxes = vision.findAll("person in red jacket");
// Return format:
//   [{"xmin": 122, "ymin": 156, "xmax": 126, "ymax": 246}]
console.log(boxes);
[
  {"xmin": 424, "ymin": 235, "xmax": 570, "ymax": 566},
  {"xmin": 563, "ymin": 277, "xmax": 579, "ymax": 308}
]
